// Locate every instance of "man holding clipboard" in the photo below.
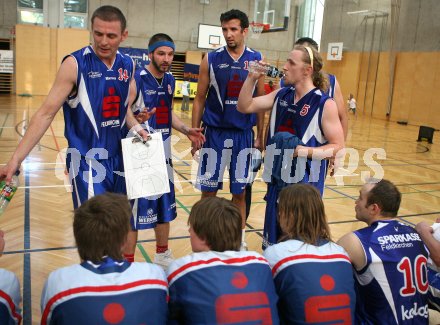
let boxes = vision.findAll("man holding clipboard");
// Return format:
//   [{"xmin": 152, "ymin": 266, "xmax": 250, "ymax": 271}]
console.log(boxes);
[{"xmin": 123, "ymin": 34, "xmax": 205, "ymax": 269}]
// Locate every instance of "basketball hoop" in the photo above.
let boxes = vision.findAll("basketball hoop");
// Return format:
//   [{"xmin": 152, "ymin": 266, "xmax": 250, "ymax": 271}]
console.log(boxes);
[{"xmin": 249, "ymin": 22, "xmax": 265, "ymax": 39}]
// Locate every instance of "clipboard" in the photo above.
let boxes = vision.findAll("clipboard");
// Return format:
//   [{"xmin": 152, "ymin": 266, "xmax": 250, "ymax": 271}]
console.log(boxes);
[{"xmin": 121, "ymin": 132, "xmax": 170, "ymax": 199}]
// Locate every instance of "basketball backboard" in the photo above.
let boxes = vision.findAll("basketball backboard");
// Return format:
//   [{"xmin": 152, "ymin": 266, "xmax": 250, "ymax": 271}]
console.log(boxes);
[
  {"xmin": 197, "ymin": 24, "xmax": 226, "ymax": 50},
  {"xmin": 253, "ymin": 0, "xmax": 291, "ymax": 32}
]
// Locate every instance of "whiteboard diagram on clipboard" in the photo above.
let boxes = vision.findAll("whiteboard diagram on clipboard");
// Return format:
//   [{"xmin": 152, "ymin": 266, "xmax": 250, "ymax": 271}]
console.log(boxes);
[{"xmin": 122, "ymin": 132, "xmax": 170, "ymax": 199}]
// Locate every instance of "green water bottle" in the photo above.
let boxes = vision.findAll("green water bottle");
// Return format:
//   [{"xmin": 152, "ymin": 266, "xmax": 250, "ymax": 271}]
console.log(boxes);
[{"xmin": 0, "ymin": 170, "xmax": 20, "ymax": 215}]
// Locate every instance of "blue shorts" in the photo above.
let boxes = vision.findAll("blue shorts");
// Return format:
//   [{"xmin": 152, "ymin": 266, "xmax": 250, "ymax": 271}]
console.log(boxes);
[
  {"xmin": 66, "ymin": 151, "xmax": 125, "ymax": 209},
  {"xmin": 130, "ymin": 160, "xmax": 177, "ymax": 230},
  {"xmin": 130, "ymin": 184, "xmax": 177, "ymax": 230},
  {"xmin": 196, "ymin": 126, "xmax": 253, "ymax": 194},
  {"xmin": 262, "ymin": 183, "xmax": 281, "ymax": 250}
]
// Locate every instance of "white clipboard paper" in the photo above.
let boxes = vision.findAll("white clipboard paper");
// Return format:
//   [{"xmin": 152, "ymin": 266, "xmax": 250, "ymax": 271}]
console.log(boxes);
[{"xmin": 122, "ymin": 132, "xmax": 170, "ymax": 199}]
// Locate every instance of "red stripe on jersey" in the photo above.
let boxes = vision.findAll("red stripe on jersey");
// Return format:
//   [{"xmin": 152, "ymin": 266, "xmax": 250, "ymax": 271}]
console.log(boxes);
[
  {"xmin": 272, "ymin": 254, "xmax": 351, "ymax": 276},
  {"xmin": 167, "ymin": 256, "xmax": 268, "ymax": 283},
  {"xmin": 0, "ymin": 290, "xmax": 22, "ymax": 324},
  {"xmin": 41, "ymin": 279, "xmax": 167, "ymax": 325}
]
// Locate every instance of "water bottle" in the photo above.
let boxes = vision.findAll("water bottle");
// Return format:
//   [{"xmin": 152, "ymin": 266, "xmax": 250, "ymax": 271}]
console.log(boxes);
[
  {"xmin": 248, "ymin": 149, "xmax": 262, "ymax": 183},
  {"xmin": 248, "ymin": 61, "xmax": 284, "ymax": 78},
  {"xmin": 0, "ymin": 171, "xmax": 20, "ymax": 216}
]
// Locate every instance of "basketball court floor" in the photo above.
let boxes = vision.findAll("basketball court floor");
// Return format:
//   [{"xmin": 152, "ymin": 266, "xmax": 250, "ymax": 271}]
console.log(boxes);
[{"xmin": 1, "ymin": 94, "xmax": 440, "ymax": 324}]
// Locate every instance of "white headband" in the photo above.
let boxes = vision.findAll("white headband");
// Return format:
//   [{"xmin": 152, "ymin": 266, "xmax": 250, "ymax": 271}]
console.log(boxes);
[{"xmin": 304, "ymin": 46, "xmax": 314, "ymax": 70}]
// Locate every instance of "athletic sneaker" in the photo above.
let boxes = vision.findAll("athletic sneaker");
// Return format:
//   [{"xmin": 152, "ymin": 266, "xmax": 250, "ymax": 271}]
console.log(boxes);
[
  {"xmin": 154, "ymin": 249, "xmax": 174, "ymax": 270},
  {"xmin": 240, "ymin": 242, "xmax": 248, "ymax": 251}
]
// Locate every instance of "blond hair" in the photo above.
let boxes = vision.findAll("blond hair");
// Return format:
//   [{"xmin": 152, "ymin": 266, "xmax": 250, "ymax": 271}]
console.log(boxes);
[
  {"xmin": 278, "ymin": 184, "xmax": 331, "ymax": 245},
  {"xmin": 293, "ymin": 44, "xmax": 329, "ymax": 93}
]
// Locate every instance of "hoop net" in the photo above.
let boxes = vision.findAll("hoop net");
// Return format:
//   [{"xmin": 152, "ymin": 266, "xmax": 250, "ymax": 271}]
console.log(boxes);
[{"xmin": 250, "ymin": 23, "xmax": 264, "ymax": 39}]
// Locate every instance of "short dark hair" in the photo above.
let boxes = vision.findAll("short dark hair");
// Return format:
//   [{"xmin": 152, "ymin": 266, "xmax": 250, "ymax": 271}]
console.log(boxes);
[
  {"xmin": 188, "ymin": 197, "xmax": 241, "ymax": 251},
  {"xmin": 295, "ymin": 37, "xmax": 319, "ymax": 50},
  {"xmin": 278, "ymin": 184, "xmax": 331, "ymax": 245},
  {"xmin": 91, "ymin": 5, "xmax": 127, "ymax": 32},
  {"xmin": 220, "ymin": 9, "xmax": 249, "ymax": 29},
  {"xmin": 73, "ymin": 193, "xmax": 131, "ymax": 263},
  {"xmin": 148, "ymin": 33, "xmax": 174, "ymax": 48},
  {"xmin": 366, "ymin": 179, "xmax": 401, "ymax": 218}
]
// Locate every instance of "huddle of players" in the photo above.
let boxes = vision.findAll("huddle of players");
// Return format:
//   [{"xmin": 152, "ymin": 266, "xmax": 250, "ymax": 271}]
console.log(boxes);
[{"xmin": 3, "ymin": 178, "xmax": 438, "ymax": 324}]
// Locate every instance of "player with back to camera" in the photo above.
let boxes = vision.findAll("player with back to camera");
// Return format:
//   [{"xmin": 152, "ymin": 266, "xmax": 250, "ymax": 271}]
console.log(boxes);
[
  {"xmin": 0, "ymin": 229, "xmax": 21, "ymax": 324},
  {"xmin": 167, "ymin": 196, "xmax": 279, "ymax": 324},
  {"xmin": 40, "ymin": 193, "xmax": 168, "ymax": 324},
  {"xmin": 264, "ymin": 184, "xmax": 356, "ymax": 324}
]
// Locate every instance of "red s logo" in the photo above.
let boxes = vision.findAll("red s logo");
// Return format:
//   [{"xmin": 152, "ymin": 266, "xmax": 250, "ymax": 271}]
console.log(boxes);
[{"xmin": 102, "ymin": 87, "xmax": 120, "ymax": 118}]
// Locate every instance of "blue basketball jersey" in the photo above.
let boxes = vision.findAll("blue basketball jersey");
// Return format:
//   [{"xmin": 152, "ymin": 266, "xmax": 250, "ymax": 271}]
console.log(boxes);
[
  {"xmin": 63, "ymin": 46, "xmax": 134, "ymax": 158},
  {"xmin": 203, "ymin": 46, "xmax": 262, "ymax": 130},
  {"xmin": 264, "ymin": 240, "xmax": 356, "ymax": 324},
  {"xmin": 41, "ymin": 258, "xmax": 168, "ymax": 325},
  {"xmin": 427, "ymin": 264, "xmax": 440, "ymax": 311},
  {"xmin": 354, "ymin": 220, "xmax": 429, "ymax": 324},
  {"xmin": 132, "ymin": 68, "xmax": 175, "ymax": 156},
  {"xmin": 327, "ymin": 73, "xmax": 336, "ymax": 98},
  {"xmin": 267, "ymin": 87, "xmax": 330, "ymax": 194},
  {"xmin": 167, "ymin": 251, "xmax": 279, "ymax": 324},
  {"xmin": 0, "ymin": 269, "xmax": 21, "ymax": 325}
]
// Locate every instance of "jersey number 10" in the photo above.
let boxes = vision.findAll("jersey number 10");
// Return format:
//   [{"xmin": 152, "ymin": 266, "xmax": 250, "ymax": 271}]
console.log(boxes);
[{"xmin": 397, "ymin": 255, "xmax": 429, "ymax": 296}]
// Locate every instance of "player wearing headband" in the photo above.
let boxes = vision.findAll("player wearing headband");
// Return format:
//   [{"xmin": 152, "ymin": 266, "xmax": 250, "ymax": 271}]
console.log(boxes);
[{"xmin": 123, "ymin": 33, "xmax": 205, "ymax": 269}]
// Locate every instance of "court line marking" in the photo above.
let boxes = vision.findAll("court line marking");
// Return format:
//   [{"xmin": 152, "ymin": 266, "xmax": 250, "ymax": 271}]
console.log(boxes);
[
  {"xmin": 0, "ymin": 113, "xmax": 10, "ymax": 137},
  {"xmin": 23, "ymin": 146, "xmax": 32, "ymax": 324},
  {"xmin": 137, "ymin": 243, "xmax": 152, "ymax": 263},
  {"xmin": 175, "ymin": 198, "xmax": 190, "ymax": 215}
]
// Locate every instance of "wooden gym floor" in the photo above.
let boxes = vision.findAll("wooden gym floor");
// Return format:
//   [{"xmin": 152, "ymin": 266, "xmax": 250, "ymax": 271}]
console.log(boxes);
[{"xmin": 1, "ymin": 94, "xmax": 440, "ymax": 324}]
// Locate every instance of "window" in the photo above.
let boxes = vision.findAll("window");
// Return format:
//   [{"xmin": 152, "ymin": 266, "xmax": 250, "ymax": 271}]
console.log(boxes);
[
  {"xmin": 64, "ymin": 0, "xmax": 87, "ymax": 28},
  {"xmin": 18, "ymin": 0, "xmax": 44, "ymax": 25},
  {"xmin": 295, "ymin": 0, "xmax": 325, "ymax": 47}
]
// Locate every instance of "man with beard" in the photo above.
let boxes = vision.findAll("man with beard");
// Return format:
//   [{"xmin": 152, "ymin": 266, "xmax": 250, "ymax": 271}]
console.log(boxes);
[
  {"xmin": 191, "ymin": 9, "xmax": 265, "ymax": 250},
  {"xmin": 123, "ymin": 34, "xmax": 205, "ymax": 269}
]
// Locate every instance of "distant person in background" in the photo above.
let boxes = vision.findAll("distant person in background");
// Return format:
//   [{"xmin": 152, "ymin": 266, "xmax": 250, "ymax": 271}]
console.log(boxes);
[
  {"xmin": 181, "ymin": 78, "xmax": 191, "ymax": 111},
  {"xmin": 264, "ymin": 184, "xmax": 355, "ymax": 324},
  {"xmin": 264, "ymin": 80, "xmax": 276, "ymax": 94},
  {"xmin": 347, "ymin": 93, "xmax": 357, "ymax": 115},
  {"xmin": 167, "ymin": 197, "xmax": 279, "ymax": 324},
  {"xmin": 0, "ymin": 230, "xmax": 21, "ymax": 325},
  {"xmin": 41, "ymin": 193, "xmax": 168, "ymax": 325}
]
